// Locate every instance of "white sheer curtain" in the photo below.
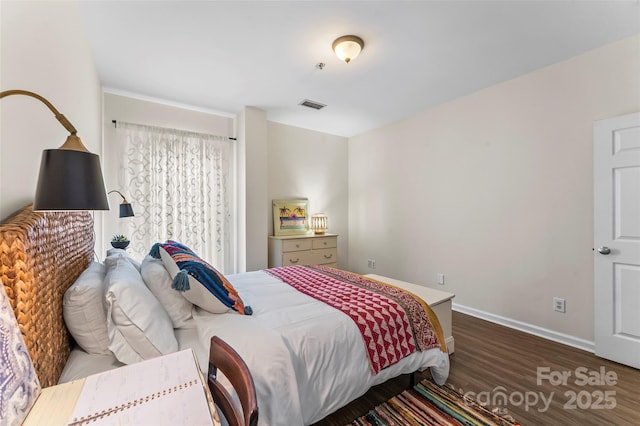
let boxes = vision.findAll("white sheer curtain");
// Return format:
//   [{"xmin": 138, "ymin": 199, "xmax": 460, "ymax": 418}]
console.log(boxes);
[{"xmin": 116, "ymin": 122, "xmax": 233, "ymax": 272}]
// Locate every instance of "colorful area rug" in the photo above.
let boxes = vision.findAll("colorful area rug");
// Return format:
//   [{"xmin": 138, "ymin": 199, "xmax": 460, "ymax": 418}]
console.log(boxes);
[{"xmin": 350, "ymin": 379, "xmax": 520, "ymax": 426}]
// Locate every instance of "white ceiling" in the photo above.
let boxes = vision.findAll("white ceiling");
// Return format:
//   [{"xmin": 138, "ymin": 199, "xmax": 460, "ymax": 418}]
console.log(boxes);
[{"xmin": 77, "ymin": 1, "xmax": 640, "ymax": 137}]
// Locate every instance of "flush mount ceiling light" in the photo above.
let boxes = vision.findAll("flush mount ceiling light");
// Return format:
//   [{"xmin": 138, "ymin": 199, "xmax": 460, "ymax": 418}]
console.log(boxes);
[{"xmin": 332, "ymin": 35, "xmax": 364, "ymax": 64}]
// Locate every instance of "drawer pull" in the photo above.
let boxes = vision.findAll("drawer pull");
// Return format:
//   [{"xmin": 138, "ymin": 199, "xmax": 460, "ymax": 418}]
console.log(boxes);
[
  {"xmin": 323, "ymin": 254, "xmax": 333, "ymax": 259},
  {"xmin": 295, "ymin": 244, "xmax": 300, "ymax": 248},
  {"xmin": 323, "ymin": 242, "xmax": 327, "ymax": 246},
  {"xmin": 289, "ymin": 258, "xmax": 300, "ymax": 264}
]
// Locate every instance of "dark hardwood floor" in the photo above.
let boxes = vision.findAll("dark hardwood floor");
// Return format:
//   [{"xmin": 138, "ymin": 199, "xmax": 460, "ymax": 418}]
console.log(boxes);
[{"xmin": 315, "ymin": 311, "xmax": 640, "ymax": 425}]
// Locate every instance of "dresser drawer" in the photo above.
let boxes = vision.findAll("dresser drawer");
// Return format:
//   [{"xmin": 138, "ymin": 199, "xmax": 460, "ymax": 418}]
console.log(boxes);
[
  {"xmin": 281, "ymin": 251, "xmax": 313, "ymax": 266},
  {"xmin": 312, "ymin": 237, "xmax": 337, "ymax": 249},
  {"xmin": 309, "ymin": 248, "xmax": 337, "ymax": 265},
  {"xmin": 268, "ymin": 234, "xmax": 339, "ymax": 268},
  {"xmin": 282, "ymin": 239, "xmax": 313, "ymax": 252}
]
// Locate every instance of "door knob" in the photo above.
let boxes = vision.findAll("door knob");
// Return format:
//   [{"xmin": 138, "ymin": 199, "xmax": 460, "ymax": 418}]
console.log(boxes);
[{"xmin": 597, "ymin": 246, "xmax": 611, "ymax": 255}]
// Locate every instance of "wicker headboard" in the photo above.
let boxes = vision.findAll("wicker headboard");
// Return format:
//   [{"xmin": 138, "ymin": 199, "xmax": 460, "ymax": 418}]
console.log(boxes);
[{"xmin": 0, "ymin": 204, "xmax": 94, "ymax": 387}]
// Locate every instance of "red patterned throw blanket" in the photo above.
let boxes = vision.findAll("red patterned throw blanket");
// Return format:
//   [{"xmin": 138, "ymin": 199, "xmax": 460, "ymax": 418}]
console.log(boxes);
[{"xmin": 265, "ymin": 265, "xmax": 447, "ymax": 374}]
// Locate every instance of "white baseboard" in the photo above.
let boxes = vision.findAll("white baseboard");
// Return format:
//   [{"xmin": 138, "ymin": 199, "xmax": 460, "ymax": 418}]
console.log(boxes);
[
  {"xmin": 452, "ymin": 303, "xmax": 595, "ymax": 353},
  {"xmin": 445, "ymin": 336, "xmax": 455, "ymax": 354}
]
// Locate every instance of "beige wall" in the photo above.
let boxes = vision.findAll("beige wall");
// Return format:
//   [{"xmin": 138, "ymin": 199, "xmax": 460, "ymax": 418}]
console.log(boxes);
[
  {"xmin": 0, "ymin": 1, "xmax": 102, "ymax": 230},
  {"xmin": 268, "ymin": 122, "xmax": 349, "ymax": 267},
  {"xmin": 239, "ymin": 107, "xmax": 269, "ymax": 272},
  {"xmin": 348, "ymin": 35, "xmax": 640, "ymax": 343}
]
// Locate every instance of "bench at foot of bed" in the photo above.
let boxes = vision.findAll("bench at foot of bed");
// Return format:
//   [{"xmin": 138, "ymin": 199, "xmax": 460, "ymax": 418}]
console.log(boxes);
[{"xmin": 364, "ymin": 274, "xmax": 455, "ymax": 354}]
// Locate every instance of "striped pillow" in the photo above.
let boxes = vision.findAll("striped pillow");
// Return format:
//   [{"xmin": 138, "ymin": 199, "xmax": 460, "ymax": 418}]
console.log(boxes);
[{"xmin": 154, "ymin": 241, "xmax": 252, "ymax": 315}]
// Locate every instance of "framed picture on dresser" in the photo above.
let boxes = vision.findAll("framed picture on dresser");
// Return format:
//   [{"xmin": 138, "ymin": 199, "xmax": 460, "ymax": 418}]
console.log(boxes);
[{"xmin": 273, "ymin": 199, "xmax": 310, "ymax": 236}]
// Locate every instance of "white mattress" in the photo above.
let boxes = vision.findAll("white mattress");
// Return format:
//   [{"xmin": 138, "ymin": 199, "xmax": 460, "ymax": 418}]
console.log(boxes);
[{"xmin": 192, "ymin": 270, "xmax": 450, "ymax": 426}]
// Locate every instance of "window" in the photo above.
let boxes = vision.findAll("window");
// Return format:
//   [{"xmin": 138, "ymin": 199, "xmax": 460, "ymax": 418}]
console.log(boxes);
[{"xmin": 117, "ymin": 123, "xmax": 233, "ymax": 272}]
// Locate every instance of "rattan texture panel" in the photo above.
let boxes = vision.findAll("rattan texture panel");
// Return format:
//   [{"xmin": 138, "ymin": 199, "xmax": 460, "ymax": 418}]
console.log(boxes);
[{"xmin": 0, "ymin": 205, "xmax": 94, "ymax": 387}]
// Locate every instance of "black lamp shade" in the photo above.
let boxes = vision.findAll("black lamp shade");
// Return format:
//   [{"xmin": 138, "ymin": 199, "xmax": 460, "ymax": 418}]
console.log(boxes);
[
  {"xmin": 119, "ymin": 202, "xmax": 135, "ymax": 218},
  {"xmin": 33, "ymin": 149, "xmax": 109, "ymax": 211}
]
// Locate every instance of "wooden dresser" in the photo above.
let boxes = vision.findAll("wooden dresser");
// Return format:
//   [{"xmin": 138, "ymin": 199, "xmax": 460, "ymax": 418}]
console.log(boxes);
[{"xmin": 268, "ymin": 234, "xmax": 338, "ymax": 268}]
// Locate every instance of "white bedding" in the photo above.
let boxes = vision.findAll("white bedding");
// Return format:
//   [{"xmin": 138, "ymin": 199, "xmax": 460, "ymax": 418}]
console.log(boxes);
[
  {"xmin": 59, "ymin": 270, "xmax": 450, "ymax": 425},
  {"xmin": 58, "ymin": 323, "xmax": 204, "ymax": 384},
  {"xmin": 192, "ymin": 270, "xmax": 450, "ymax": 426}
]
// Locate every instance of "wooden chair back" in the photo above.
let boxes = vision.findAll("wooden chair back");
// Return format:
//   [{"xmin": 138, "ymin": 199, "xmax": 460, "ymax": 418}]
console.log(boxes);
[{"xmin": 207, "ymin": 336, "xmax": 258, "ymax": 426}]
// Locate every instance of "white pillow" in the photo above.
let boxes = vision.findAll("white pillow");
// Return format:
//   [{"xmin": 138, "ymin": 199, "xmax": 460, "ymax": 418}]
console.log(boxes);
[
  {"xmin": 106, "ymin": 248, "xmax": 141, "ymax": 271},
  {"xmin": 104, "ymin": 254, "xmax": 178, "ymax": 364},
  {"xmin": 140, "ymin": 255, "xmax": 193, "ymax": 328},
  {"xmin": 63, "ymin": 261, "xmax": 111, "ymax": 354}
]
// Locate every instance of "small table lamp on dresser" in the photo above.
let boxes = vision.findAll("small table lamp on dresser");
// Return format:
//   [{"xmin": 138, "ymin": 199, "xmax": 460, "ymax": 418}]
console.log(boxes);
[{"xmin": 311, "ymin": 214, "xmax": 328, "ymax": 235}]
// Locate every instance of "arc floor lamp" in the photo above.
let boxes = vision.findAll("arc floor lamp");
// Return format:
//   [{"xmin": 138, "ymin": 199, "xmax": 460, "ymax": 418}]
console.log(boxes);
[{"xmin": 0, "ymin": 89, "xmax": 109, "ymax": 211}]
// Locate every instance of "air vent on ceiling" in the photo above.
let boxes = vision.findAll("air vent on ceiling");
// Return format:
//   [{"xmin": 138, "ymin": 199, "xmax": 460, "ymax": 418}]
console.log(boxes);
[{"xmin": 299, "ymin": 99, "xmax": 326, "ymax": 110}]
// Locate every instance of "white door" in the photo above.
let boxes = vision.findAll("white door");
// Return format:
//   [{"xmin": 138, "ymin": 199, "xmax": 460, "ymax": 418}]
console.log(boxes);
[{"xmin": 594, "ymin": 112, "xmax": 640, "ymax": 369}]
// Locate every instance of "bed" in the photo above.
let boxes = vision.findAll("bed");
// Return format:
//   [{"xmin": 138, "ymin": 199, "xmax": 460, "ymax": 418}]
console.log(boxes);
[{"xmin": 0, "ymin": 205, "xmax": 450, "ymax": 425}]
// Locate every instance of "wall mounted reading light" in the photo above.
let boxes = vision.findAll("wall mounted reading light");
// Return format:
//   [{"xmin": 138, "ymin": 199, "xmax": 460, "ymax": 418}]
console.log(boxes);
[
  {"xmin": 0, "ymin": 89, "xmax": 109, "ymax": 211},
  {"xmin": 332, "ymin": 35, "xmax": 364, "ymax": 64},
  {"xmin": 108, "ymin": 190, "xmax": 135, "ymax": 218}
]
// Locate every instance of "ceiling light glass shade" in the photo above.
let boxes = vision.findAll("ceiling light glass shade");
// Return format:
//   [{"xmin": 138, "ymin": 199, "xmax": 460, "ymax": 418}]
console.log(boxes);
[
  {"xmin": 34, "ymin": 147, "xmax": 109, "ymax": 211},
  {"xmin": 332, "ymin": 35, "xmax": 364, "ymax": 63}
]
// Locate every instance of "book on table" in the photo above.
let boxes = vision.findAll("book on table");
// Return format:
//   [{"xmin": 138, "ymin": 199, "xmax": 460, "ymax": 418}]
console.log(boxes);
[{"xmin": 24, "ymin": 349, "xmax": 218, "ymax": 426}]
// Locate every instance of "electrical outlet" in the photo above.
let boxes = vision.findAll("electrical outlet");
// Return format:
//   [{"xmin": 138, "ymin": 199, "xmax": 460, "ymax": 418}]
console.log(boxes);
[
  {"xmin": 437, "ymin": 273, "xmax": 445, "ymax": 285},
  {"xmin": 553, "ymin": 297, "xmax": 566, "ymax": 313},
  {"xmin": 367, "ymin": 259, "xmax": 376, "ymax": 269}
]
